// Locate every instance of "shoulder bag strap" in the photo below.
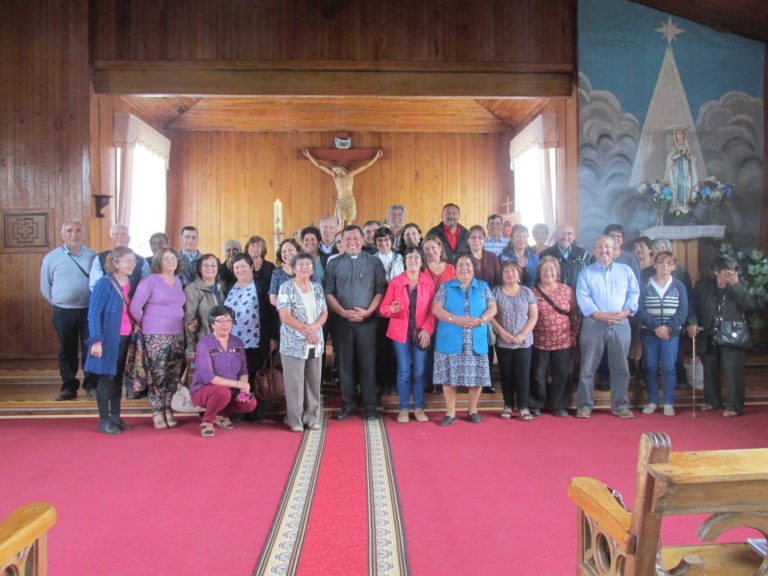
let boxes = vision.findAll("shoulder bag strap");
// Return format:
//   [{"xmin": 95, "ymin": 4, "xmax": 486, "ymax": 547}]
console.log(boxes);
[
  {"xmin": 534, "ymin": 284, "xmax": 569, "ymax": 316},
  {"xmin": 106, "ymin": 275, "xmax": 138, "ymax": 326},
  {"xmin": 66, "ymin": 249, "xmax": 91, "ymax": 278}
]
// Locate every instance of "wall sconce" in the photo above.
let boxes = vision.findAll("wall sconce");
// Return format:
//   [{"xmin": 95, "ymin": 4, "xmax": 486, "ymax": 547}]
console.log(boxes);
[{"xmin": 92, "ymin": 195, "xmax": 112, "ymax": 218}]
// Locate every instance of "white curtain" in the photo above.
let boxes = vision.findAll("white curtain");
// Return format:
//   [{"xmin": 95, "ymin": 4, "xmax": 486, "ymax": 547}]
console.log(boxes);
[
  {"xmin": 509, "ymin": 114, "xmax": 558, "ymax": 233},
  {"xmin": 113, "ymin": 114, "xmax": 171, "ymax": 252}
]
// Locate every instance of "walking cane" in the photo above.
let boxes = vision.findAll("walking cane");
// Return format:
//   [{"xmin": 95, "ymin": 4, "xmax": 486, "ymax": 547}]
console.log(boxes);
[{"xmin": 691, "ymin": 330, "xmax": 697, "ymax": 419}]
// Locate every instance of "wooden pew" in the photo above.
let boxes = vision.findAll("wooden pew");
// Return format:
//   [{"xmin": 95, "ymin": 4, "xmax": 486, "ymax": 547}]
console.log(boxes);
[
  {"xmin": 567, "ymin": 432, "xmax": 768, "ymax": 576},
  {"xmin": 0, "ymin": 503, "xmax": 57, "ymax": 576}
]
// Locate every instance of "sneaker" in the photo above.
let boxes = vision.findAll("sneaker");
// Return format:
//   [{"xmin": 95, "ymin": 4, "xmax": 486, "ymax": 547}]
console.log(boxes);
[
  {"xmin": 642, "ymin": 403, "xmax": 657, "ymax": 415},
  {"xmin": 576, "ymin": 408, "xmax": 592, "ymax": 419},
  {"xmin": 414, "ymin": 409, "xmax": 429, "ymax": 422},
  {"xmin": 663, "ymin": 405, "xmax": 676, "ymax": 416},
  {"xmin": 553, "ymin": 409, "xmax": 569, "ymax": 418},
  {"xmin": 612, "ymin": 409, "xmax": 635, "ymax": 419},
  {"xmin": 396, "ymin": 410, "xmax": 409, "ymax": 423}
]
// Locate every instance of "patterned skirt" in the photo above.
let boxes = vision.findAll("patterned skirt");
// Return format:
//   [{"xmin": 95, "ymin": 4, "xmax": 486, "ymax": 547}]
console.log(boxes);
[
  {"xmin": 144, "ymin": 334, "xmax": 185, "ymax": 410},
  {"xmin": 433, "ymin": 329, "xmax": 491, "ymax": 388}
]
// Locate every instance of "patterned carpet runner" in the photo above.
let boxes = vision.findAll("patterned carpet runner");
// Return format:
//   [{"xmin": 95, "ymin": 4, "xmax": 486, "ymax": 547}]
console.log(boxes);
[{"xmin": 253, "ymin": 414, "xmax": 409, "ymax": 576}]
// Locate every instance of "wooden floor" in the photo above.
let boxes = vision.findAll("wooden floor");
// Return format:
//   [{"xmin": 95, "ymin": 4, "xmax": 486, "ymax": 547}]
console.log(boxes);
[{"xmin": 1, "ymin": 354, "xmax": 767, "ymax": 418}]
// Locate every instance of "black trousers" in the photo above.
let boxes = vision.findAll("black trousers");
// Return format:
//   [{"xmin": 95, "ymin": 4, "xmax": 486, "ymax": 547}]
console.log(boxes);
[
  {"xmin": 52, "ymin": 306, "xmax": 97, "ymax": 393},
  {"xmin": 530, "ymin": 347, "xmax": 573, "ymax": 411},
  {"xmin": 700, "ymin": 345, "xmax": 747, "ymax": 413},
  {"xmin": 334, "ymin": 319, "xmax": 378, "ymax": 413},
  {"xmin": 96, "ymin": 335, "xmax": 129, "ymax": 419},
  {"xmin": 496, "ymin": 346, "xmax": 532, "ymax": 411}
]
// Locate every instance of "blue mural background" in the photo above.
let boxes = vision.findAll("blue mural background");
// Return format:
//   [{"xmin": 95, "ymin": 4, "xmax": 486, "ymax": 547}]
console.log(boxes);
[{"xmin": 578, "ymin": 0, "xmax": 764, "ymax": 260}]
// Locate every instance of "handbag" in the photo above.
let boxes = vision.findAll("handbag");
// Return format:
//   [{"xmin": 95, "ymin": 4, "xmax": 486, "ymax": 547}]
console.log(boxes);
[
  {"xmin": 123, "ymin": 326, "xmax": 151, "ymax": 393},
  {"xmin": 713, "ymin": 320, "xmax": 752, "ymax": 349},
  {"xmin": 711, "ymin": 293, "xmax": 752, "ymax": 350},
  {"xmin": 171, "ymin": 366, "xmax": 204, "ymax": 413},
  {"xmin": 255, "ymin": 350, "xmax": 284, "ymax": 400}
]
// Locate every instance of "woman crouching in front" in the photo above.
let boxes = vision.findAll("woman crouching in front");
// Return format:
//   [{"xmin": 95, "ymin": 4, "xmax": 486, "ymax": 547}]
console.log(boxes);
[{"xmin": 189, "ymin": 305, "xmax": 257, "ymax": 437}]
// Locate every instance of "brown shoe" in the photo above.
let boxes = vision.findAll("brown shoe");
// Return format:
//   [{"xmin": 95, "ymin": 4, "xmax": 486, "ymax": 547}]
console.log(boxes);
[
  {"xmin": 396, "ymin": 410, "xmax": 410, "ymax": 423},
  {"xmin": 414, "ymin": 409, "xmax": 429, "ymax": 422}
]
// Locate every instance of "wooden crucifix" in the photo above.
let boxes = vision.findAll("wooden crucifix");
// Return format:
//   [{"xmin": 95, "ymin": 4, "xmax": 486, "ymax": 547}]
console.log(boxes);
[{"xmin": 301, "ymin": 135, "xmax": 384, "ymax": 226}]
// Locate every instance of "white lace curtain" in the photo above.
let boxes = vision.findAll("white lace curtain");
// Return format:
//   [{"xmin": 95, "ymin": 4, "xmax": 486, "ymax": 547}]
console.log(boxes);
[
  {"xmin": 508, "ymin": 114, "xmax": 558, "ymax": 233},
  {"xmin": 112, "ymin": 113, "xmax": 171, "ymax": 228}
]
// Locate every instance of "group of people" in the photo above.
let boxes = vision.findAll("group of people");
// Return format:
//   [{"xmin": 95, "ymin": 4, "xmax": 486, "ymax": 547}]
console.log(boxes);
[{"xmin": 39, "ymin": 206, "xmax": 756, "ymax": 435}]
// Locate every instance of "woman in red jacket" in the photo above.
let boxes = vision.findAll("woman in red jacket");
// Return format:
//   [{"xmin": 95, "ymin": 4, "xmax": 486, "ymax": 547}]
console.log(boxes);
[{"xmin": 379, "ymin": 247, "xmax": 436, "ymax": 423}]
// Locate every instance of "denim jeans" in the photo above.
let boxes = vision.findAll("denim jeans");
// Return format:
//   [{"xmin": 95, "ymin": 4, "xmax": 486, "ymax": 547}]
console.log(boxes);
[
  {"xmin": 641, "ymin": 334, "xmax": 679, "ymax": 405},
  {"xmin": 392, "ymin": 339, "xmax": 428, "ymax": 410}
]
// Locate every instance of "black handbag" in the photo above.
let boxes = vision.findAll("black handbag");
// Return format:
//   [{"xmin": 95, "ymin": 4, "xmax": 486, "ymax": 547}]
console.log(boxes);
[
  {"xmin": 711, "ymin": 291, "xmax": 752, "ymax": 350},
  {"xmin": 713, "ymin": 320, "xmax": 752, "ymax": 349}
]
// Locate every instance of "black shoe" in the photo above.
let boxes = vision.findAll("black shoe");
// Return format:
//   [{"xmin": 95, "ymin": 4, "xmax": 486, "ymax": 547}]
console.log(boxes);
[
  {"xmin": 529, "ymin": 408, "xmax": 541, "ymax": 417},
  {"xmin": 434, "ymin": 385, "xmax": 443, "ymax": 395},
  {"xmin": 111, "ymin": 416, "xmax": 133, "ymax": 431},
  {"xmin": 439, "ymin": 415, "xmax": 456, "ymax": 426},
  {"xmin": 55, "ymin": 390, "xmax": 77, "ymax": 401},
  {"xmin": 363, "ymin": 411, "xmax": 379, "ymax": 421},
  {"xmin": 483, "ymin": 387, "xmax": 497, "ymax": 394},
  {"xmin": 333, "ymin": 409, "xmax": 355, "ymax": 421},
  {"xmin": 596, "ymin": 383, "xmax": 609, "ymax": 392},
  {"xmin": 467, "ymin": 412, "xmax": 481, "ymax": 423},
  {"xmin": 98, "ymin": 419, "xmax": 122, "ymax": 435}
]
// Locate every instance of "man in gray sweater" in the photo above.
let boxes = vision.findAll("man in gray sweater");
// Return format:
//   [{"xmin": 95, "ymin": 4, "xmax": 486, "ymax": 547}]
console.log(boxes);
[{"xmin": 40, "ymin": 219, "xmax": 98, "ymax": 400}]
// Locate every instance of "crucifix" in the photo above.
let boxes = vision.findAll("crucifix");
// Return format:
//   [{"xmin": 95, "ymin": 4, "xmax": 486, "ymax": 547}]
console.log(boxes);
[{"xmin": 301, "ymin": 133, "xmax": 384, "ymax": 226}]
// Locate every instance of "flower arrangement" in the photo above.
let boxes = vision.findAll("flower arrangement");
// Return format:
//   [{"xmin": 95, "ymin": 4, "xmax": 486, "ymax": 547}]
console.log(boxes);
[
  {"xmin": 638, "ymin": 180, "xmax": 672, "ymax": 225},
  {"xmin": 719, "ymin": 243, "xmax": 768, "ymax": 309},
  {"xmin": 695, "ymin": 177, "xmax": 733, "ymax": 224}
]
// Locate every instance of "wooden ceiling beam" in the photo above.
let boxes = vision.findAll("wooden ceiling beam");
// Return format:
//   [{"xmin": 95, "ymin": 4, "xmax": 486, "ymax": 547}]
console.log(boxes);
[{"xmin": 92, "ymin": 60, "xmax": 574, "ymax": 98}]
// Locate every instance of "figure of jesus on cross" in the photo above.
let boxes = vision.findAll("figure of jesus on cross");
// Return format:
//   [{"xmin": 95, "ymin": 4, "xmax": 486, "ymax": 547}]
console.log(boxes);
[{"xmin": 303, "ymin": 148, "xmax": 383, "ymax": 226}]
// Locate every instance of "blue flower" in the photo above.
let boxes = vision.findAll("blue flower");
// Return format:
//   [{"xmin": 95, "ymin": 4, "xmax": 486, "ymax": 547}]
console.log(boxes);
[
  {"xmin": 700, "ymin": 186, "xmax": 712, "ymax": 199},
  {"xmin": 723, "ymin": 185, "xmax": 733, "ymax": 197}
]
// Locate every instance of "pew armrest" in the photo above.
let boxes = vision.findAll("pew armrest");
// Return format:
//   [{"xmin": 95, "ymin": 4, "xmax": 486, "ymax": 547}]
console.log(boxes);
[{"xmin": 568, "ymin": 476, "xmax": 635, "ymax": 553}]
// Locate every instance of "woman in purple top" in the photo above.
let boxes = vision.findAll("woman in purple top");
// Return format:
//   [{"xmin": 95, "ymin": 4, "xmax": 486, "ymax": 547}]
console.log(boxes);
[
  {"xmin": 190, "ymin": 305, "xmax": 257, "ymax": 437},
  {"xmin": 130, "ymin": 247, "xmax": 186, "ymax": 430}
]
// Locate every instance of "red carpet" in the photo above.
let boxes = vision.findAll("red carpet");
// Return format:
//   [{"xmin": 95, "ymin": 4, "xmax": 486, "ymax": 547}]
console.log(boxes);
[
  {"xmin": 2, "ymin": 407, "xmax": 767, "ymax": 575},
  {"xmin": 384, "ymin": 407, "xmax": 768, "ymax": 575},
  {"xmin": 0, "ymin": 416, "xmax": 300, "ymax": 576},
  {"xmin": 295, "ymin": 417, "xmax": 369, "ymax": 575}
]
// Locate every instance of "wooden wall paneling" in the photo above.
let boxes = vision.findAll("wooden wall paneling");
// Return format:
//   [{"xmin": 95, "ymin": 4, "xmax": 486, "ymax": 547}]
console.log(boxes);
[
  {"xmin": 166, "ymin": 131, "xmax": 509, "ymax": 262},
  {"xmin": 90, "ymin": 0, "xmax": 576, "ymax": 65},
  {"xmin": 0, "ymin": 0, "xmax": 90, "ymax": 358}
]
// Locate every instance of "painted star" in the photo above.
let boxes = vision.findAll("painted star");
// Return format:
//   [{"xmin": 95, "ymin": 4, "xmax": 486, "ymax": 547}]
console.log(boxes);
[{"xmin": 656, "ymin": 17, "xmax": 684, "ymax": 45}]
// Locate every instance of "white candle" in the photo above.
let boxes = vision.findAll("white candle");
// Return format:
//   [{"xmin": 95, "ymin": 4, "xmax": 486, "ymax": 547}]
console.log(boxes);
[{"xmin": 273, "ymin": 199, "xmax": 283, "ymax": 253}]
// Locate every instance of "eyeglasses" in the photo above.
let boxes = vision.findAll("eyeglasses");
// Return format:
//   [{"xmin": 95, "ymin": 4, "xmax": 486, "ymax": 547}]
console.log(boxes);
[
  {"xmin": 456, "ymin": 263, "xmax": 474, "ymax": 269},
  {"xmin": 213, "ymin": 317, "xmax": 233, "ymax": 324},
  {"xmin": 162, "ymin": 256, "xmax": 179, "ymax": 263},
  {"xmin": 294, "ymin": 262, "xmax": 313, "ymax": 268}
]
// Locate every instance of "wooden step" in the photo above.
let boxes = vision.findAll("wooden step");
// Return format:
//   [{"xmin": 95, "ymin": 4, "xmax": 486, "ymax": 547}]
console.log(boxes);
[{"xmin": 1, "ymin": 356, "xmax": 767, "ymax": 417}]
